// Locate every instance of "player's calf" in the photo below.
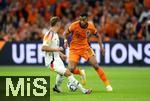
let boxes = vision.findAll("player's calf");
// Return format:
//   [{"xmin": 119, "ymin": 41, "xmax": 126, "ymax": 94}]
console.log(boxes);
[
  {"xmin": 92, "ymin": 63, "xmax": 99, "ymax": 70},
  {"xmin": 64, "ymin": 69, "xmax": 72, "ymax": 77},
  {"xmin": 91, "ymin": 64, "xmax": 113, "ymax": 91}
]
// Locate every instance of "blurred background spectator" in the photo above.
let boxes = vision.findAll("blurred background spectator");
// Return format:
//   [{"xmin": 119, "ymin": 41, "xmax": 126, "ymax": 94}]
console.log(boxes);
[{"xmin": 0, "ymin": 0, "xmax": 150, "ymax": 42}]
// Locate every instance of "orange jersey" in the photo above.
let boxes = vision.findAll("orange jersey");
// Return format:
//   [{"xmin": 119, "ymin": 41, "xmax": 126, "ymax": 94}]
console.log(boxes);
[{"xmin": 68, "ymin": 21, "xmax": 97, "ymax": 50}]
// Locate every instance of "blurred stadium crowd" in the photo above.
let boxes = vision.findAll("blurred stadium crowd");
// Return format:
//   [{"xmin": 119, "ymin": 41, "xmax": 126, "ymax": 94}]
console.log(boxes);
[{"xmin": 0, "ymin": 0, "xmax": 150, "ymax": 42}]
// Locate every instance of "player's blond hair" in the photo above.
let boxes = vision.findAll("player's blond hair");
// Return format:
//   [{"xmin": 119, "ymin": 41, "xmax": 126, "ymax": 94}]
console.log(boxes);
[{"xmin": 50, "ymin": 16, "xmax": 60, "ymax": 27}]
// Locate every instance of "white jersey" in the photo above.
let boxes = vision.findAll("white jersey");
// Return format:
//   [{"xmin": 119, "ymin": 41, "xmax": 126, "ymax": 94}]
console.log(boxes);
[
  {"xmin": 43, "ymin": 29, "xmax": 67, "ymax": 75},
  {"xmin": 43, "ymin": 29, "xmax": 60, "ymax": 66}
]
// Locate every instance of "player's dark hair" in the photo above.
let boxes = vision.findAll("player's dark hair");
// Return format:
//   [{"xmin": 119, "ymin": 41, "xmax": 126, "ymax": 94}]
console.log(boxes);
[
  {"xmin": 80, "ymin": 13, "xmax": 88, "ymax": 19},
  {"xmin": 50, "ymin": 16, "xmax": 60, "ymax": 27}
]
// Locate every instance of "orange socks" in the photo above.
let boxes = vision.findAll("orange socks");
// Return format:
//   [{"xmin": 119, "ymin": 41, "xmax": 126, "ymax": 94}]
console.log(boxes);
[
  {"xmin": 73, "ymin": 67, "xmax": 110, "ymax": 86},
  {"xmin": 73, "ymin": 68, "xmax": 82, "ymax": 75},
  {"xmin": 96, "ymin": 67, "xmax": 110, "ymax": 86}
]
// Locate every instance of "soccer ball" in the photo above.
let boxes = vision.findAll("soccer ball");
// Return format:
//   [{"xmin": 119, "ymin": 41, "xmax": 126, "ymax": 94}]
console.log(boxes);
[{"xmin": 67, "ymin": 82, "xmax": 77, "ymax": 92}]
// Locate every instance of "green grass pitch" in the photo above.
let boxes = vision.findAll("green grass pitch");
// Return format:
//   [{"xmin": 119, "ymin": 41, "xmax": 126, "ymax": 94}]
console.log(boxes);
[{"xmin": 0, "ymin": 66, "xmax": 150, "ymax": 101}]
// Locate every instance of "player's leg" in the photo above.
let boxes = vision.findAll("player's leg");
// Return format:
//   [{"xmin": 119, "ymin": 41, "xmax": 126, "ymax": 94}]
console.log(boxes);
[
  {"xmin": 64, "ymin": 69, "xmax": 92, "ymax": 94},
  {"xmin": 73, "ymin": 67, "xmax": 86, "ymax": 85},
  {"xmin": 88, "ymin": 55, "xmax": 113, "ymax": 91},
  {"xmin": 82, "ymin": 48, "xmax": 112, "ymax": 91},
  {"xmin": 49, "ymin": 62, "xmax": 64, "ymax": 93},
  {"xmin": 72, "ymin": 67, "xmax": 82, "ymax": 74},
  {"xmin": 53, "ymin": 74, "xmax": 64, "ymax": 93},
  {"xmin": 69, "ymin": 51, "xmax": 86, "ymax": 85},
  {"xmin": 68, "ymin": 60, "xmax": 78, "ymax": 73},
  {"xmin": 54, "ymin": 58, "xmax": 91, "ymax": 94},
  {"xmin": 55, "ymin": 74, "xmax": 64, "ymax": 87}
]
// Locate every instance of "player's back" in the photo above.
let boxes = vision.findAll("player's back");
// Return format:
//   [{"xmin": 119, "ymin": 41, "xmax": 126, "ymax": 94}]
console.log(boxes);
[{"xmin": 68, "ymin": 21, "xmax": 97, "ymax": 50}]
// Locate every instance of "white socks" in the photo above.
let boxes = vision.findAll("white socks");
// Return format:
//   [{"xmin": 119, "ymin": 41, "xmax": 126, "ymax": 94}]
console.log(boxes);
[
  {"xmin": 55, "ymin": 74, "xmax": 64, "ymax": 87},
  {"xmin": 68, "ymin": 75, "xmax": 86, "ymax": 93},
  {"xmin": 55, "ymin": 74, "xmax": 87, "ymax": 93}
]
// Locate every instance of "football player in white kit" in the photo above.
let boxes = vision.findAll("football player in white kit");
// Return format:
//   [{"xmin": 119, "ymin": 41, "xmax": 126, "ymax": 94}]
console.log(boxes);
[{"xmin": 42, "ymin": 17, "xmax": 92, "ymax": 94}]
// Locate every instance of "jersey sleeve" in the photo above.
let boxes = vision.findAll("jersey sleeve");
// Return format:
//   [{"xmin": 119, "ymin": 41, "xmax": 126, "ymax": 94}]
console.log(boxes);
[
  {"xmin": 68, "ymin": 21, "xmax": 78, "ymax": 32},
  {"xmin": 43, "ymin": 32, "xmax": 53, "ymax": 46},
  {"xmin": 68, "ymin": 23, "xmax": 74, "ymax": 32},
  {"xmin": 88, "ymin": 22, "xmax": 97, "ymax": 34}
]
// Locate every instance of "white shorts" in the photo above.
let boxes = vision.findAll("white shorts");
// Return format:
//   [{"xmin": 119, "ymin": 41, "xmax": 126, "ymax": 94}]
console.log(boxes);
[{"xmin": 49, "ymin": 57, "xmax": 67, "ymax": 75}]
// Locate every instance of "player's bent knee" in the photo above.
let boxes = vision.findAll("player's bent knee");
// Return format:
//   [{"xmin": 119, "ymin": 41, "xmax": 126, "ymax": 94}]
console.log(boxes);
[
  {"xmin": 93, "ymin": 64, "xmax": 99, "ymax": 70},
  {"xmin": 69, "ymin": 67, "xmax": 75, "ymax": 73},
  {"xmin": 64, "ymin": 69, "xmax": 71, "ymax": 77}
]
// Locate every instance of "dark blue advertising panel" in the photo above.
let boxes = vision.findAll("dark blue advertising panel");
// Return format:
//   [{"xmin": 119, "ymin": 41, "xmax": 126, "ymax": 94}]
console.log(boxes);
[
  {"xmin": 0, "ymin": 41, "xmax": 44, "ymax": 65},
  {"xmin": 0, "ymin": 41, "xmax": 150, "ymax": 66}
]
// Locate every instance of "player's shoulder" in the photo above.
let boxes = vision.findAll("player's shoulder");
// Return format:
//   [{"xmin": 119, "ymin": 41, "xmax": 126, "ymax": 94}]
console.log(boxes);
[
  {"xmin": 44, "ymin": 30, "xmax": 50, "ymax": 38},
  {"xmin": 43, "ymin": 29, "xmax": 54, "ymax": 41},
  {"xmin": 68, "ymin": 20, "xmax": 79, "ymax": 31},
  {"xmin": 70, "ymin": 20, "xmax": 79, "ymax": 27},
  {"xmin": 87, "ymin": 21, "xmax": 97, "ymax": 33},
  {"xmin": 88, "ymin": 21, "xmax": 96, "ymax": 28},
  {"xmin": 88, "ymin": 21, "xmax": 95, "ymax": 26}
]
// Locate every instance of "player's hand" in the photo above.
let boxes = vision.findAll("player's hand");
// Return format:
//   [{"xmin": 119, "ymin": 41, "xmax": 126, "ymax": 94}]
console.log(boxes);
[
  {"xmin": 57, "ymin": 47, "xmax": 64, "ymax": 51},
  {"xmin": 101, "ymin": 47, "xmax": 105, "ymax": 56},
  {"xmin": 60, "ymin": 54, "xmax": 67, "ymax": 60},
  {"xmin": 64, "ymin": 40, "xmax": 68, "ymax": 48}
]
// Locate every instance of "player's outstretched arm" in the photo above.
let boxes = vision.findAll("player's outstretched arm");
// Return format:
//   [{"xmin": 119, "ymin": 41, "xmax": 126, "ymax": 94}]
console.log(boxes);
[
  {"xmin": 96, "ymin": 33, "xmax": 105, "ymax": 55},
  {"xmin": 41, "ymin": 45, "xmax": 63, "ymax": 52},
  {"xmin": 59, "ymin": 52, "xmax": 67, "ymax": 60},
  {"xmin": 64, "ymin": 29, "xmax": 71, "ymax": 40},
  {"xmin": 63, "ymin": 29, "xmax": 70, "ymax": 48}
]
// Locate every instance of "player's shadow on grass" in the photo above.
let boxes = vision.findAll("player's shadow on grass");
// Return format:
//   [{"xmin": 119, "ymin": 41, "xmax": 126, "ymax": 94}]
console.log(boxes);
[
  {"xmin": 51, "ymin": 91, "xmax": 81, "ymax": 96},
  {"xmin": 51, "ymin": 90, "xmax": 113, "ymax": 96},
  {"xmin": 93, "ymin": 90, "xmax": 114, "ymax": 94}
]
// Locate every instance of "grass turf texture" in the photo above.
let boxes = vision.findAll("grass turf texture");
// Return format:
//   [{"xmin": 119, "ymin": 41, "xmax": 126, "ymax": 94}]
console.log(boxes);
[{"xmin": 0, "ymin": 66, "xmax": 150, "ymax": 101}]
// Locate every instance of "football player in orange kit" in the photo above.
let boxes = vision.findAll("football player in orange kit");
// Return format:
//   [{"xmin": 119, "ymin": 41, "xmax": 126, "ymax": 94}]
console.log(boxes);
[{"xmin": 64, "ymin": 13, "xmax": 113, "ymax": 91}]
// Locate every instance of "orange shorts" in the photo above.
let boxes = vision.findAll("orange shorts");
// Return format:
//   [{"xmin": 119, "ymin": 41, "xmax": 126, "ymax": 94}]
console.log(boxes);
[{"xmin": 69, "ymin": 48, "xmax": 95, "ymax": 63}]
